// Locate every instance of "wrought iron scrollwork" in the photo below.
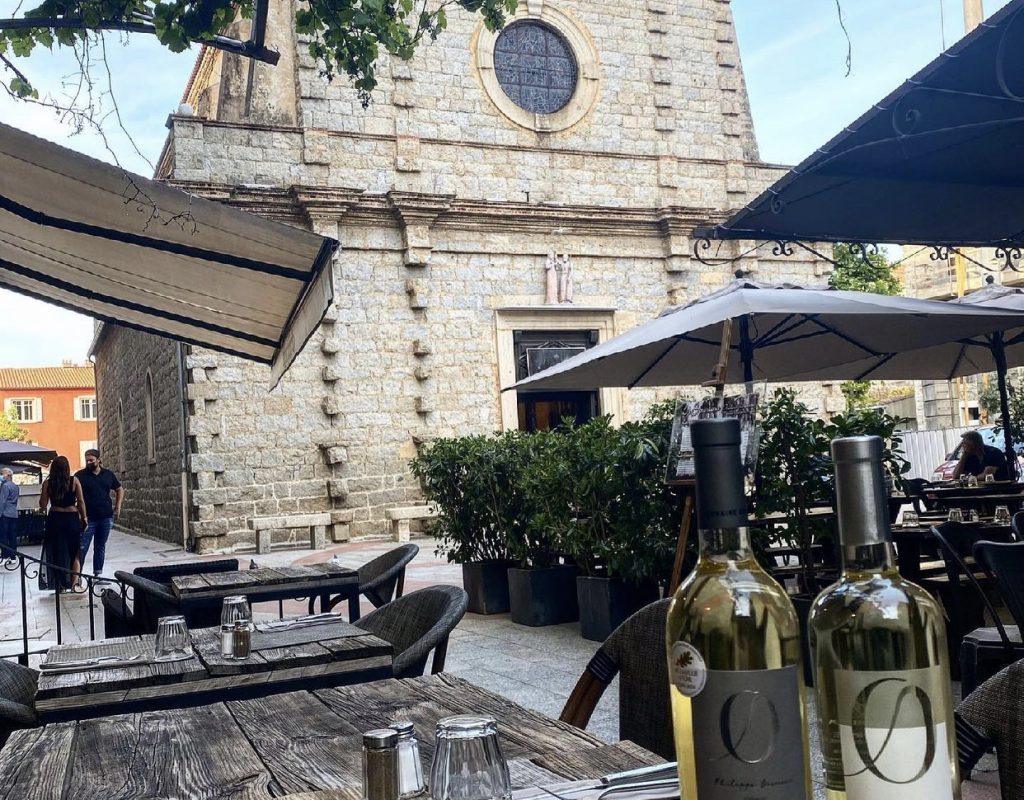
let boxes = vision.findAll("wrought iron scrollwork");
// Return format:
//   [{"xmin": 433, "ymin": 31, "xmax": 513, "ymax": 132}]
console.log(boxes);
[
  {"xmin": 771, "ymin": 240, "xmax": 795, "ymax": 257},
  {"xmin": 929, "ymin": 245, "xmax": 952, "ymax": 262},
  {"xmin": 769, "ymin": 193, "xmax": 786, "ymax": 215},
  {"xmin": 849, "ymin": 242, "xmax": 880, "ymax": 263},
  {"xmin": 996, "ymin": 244, "xmax": 1023, "ymax": 271}
]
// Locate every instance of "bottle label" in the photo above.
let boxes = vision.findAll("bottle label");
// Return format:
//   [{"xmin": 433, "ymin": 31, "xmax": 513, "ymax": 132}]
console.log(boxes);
[
  {"xmin": 690, "ymin": 665, "xmax": 808, "ymax": 800},
  {"xmin": 832, "ymin": 667, "xmax": 954, "ymax": 800},
  {"xmin": 669, "ymin": 641, "xmax": 707, "ymax": 697}
]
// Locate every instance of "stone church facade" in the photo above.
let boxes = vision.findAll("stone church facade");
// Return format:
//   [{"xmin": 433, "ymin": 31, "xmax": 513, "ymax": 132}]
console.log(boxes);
[{"xmin": 93, "ymin": 0, "xmax": 836, "ymax": 551}]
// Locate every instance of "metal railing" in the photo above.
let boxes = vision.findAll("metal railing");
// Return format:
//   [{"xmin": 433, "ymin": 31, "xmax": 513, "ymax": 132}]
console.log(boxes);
[{"xmin": 0, "ymin": 550, "xmax": 130, "ymax": 664}]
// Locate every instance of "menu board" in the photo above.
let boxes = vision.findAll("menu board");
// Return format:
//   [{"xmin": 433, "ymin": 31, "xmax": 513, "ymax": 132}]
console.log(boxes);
[{"xmin": 665, "ymin": 393, "xmax": 759, "ymax": 484}]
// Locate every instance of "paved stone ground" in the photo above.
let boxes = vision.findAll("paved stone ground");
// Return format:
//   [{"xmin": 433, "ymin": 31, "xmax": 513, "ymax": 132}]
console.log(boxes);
[{"xmin": 0, "ymin": 529, "xmax": 999, "ymax": 799}]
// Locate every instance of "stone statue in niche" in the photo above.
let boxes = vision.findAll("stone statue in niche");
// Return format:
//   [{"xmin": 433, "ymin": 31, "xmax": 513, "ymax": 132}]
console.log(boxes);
[{"xmin": 544, "ymin": 253, "xmax": 574, "ymax": 304}]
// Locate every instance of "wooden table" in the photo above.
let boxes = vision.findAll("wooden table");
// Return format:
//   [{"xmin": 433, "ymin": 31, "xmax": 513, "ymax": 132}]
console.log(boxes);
[
  {"xmin": 35, "ymin": 616, "xmax": 392, "ymax": 723},
  {"xmin": 892, "ymin": 521, "xmax": 1013, "ymax": 583},
  {"xmin": 4, "ymin": 674, "xmax": 661, "ymax": 800},
  {"xmin": 172, "ymin": 563, "xmax": 362, "ymax": 620}
]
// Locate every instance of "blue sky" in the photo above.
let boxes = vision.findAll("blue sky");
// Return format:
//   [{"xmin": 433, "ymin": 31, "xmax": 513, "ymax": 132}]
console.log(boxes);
[{"xmin": 0, "ymin": 0, "xmax": 1012, "ymax": 365}]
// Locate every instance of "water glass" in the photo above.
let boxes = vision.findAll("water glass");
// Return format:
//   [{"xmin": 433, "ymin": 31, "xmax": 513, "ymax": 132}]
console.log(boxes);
[
  {"xmin": 221, "ymin": 595, "xmax": 252, "ymax": 658},
  {"xmin": 948, "ymin": 508, "xmax": 964, "ymax": 523},
  {"xmin": 430, "ymin": 716, "xmax": 511, "ymax": 800},
  {"xmin": 995, "ymin": 505, "xmax": 1011, "ymax": 525},
  {"xmin": 967, "ymin": 475, "xmax": 979, "ymax": 488},
  {"xmin": 985, "ymin": 473, "xmax": 996, "ymax": 483},
  {"xmin": 154, "ymin": 615, "xmax": 193, "ymax": 662},
  {"xmin": 969, "ymin": 509, "xmax": 980, "ymax": 523},
  {"xmin": 901, "ymin": 510, "xmax": 919, "ymax": 527}
]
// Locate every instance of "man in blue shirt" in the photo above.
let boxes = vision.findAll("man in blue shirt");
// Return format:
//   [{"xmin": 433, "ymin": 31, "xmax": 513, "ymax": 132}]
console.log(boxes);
[
  {"xmin": 0, "ymin": 468, "xmax": 18, "ymax": 556},
  {"xmin": 75, "ymin": 449, "xmax": 123, "ymax": 575}
]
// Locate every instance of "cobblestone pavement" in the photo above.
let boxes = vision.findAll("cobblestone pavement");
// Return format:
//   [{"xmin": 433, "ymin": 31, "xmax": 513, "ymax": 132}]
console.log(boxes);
[{"xmin": 2, "ymin": 529, "xmax": 997, "ymax": 799}]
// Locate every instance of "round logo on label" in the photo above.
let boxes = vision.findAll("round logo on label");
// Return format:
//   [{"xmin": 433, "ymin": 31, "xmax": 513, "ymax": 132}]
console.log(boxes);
[{"xmin": 670, "ymin": 641, "xmax": 707, "ymax": 697}]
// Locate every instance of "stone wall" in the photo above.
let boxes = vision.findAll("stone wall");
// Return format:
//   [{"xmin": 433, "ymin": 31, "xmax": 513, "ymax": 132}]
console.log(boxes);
[
  {"xmin": 113, "ymin": 0, "xmax": 841, "ymax": 552},
  {"xmin": 93, "ymin": 327, "xmax": 185, "ymax": 545}
]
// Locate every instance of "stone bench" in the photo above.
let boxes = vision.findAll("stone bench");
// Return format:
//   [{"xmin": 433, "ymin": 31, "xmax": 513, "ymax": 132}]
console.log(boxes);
[
  {"xmin": 385, "ymin": 505, "xmax": 438, "ymax": 542},
  {"xmin": 249, "ymin": 513, "xmax": 332, "ymax": 554}
]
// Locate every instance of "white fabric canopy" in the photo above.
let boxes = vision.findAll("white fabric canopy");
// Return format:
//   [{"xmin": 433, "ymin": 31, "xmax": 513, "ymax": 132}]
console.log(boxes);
[{"xmin": 0, "ymin": 122, "xmax": 337, "ymax": 387}]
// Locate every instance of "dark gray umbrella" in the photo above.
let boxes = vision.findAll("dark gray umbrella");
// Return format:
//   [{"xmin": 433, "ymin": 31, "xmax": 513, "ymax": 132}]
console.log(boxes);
[
  {"xmin": 0, "ymin": 441, "xmax": 56, "ymax": 464},
  {"xmin": 511, "ymin": 281, "xmax": 1024, "ymax": 391}
]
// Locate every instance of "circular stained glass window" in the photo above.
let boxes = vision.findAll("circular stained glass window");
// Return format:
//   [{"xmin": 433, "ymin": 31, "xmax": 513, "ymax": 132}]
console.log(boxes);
[{"xmin": 493, "ymin": 21, "xmax": 578, "ymax": 115}]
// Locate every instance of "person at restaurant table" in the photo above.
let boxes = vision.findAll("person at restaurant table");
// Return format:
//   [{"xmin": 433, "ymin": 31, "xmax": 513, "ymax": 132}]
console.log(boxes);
[
  {"xmin": 75, "ymin": 448, "xmax": 123, "ymax": 575},
  {"xmin": 0, "ymin": 468, "xmax": 19, "ymax": 556},
  {"xmin": 39, "ymin": 455, "xmax": 86, "ymax": 591},
  {"xmin": 954, "ymin": 429, "xmax": 1010, "ymax": 482}
]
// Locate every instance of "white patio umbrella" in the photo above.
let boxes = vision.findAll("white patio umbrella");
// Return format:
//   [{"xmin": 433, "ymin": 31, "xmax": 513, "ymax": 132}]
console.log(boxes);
[{"xmin": 510, "ymin": 281, "xmax": 1024, "ymax": 391}]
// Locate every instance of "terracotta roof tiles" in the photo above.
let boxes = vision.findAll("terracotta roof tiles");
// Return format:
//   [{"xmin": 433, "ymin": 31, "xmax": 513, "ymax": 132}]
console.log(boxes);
[{"xmin": 0, "ymin": 365, "xmax": 95, "ymax": 390}]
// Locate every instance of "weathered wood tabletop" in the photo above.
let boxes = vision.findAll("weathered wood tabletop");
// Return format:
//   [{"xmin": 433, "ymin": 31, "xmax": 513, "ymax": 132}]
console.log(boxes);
[
  {"xmin": 171, "ymin": 563, "xmax": 362, "ymax": 619},
  {"xmin": 35, "ymin": 616, "xmax": 392, "ymax": 722},
  {"xmin": 3, "ymin": 673, "xmax": 661, "ymax": 800}
]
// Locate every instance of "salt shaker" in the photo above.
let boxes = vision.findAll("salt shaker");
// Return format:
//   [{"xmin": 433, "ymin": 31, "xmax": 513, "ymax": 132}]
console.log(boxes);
[
  {"xmin": 232, "ymin": 620, "xmax": 252, "ymax": 659},
  {"xmin": 362, "ymin": 729, "xmax": 400, "ymax": 800},
  {"xmin": 390, "ymin": 720, "xmax": 425, "ymax": 799}
]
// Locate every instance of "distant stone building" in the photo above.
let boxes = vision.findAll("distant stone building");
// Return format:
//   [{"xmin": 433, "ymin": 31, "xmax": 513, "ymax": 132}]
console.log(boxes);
[{"xmin": 93, "ymin": 0, "xmax": 836, "ymax": 551}]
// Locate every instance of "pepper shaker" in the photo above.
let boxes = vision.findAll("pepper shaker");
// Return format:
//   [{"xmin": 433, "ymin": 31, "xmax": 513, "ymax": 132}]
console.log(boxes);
[
  {"xmin": 390, "ymin": 721, "xmax": 425, "ymax": 799},
  {"xmin": 362, "ymin": 729, "xmax": 400, "ymax": 800},
  {"xmin": 232, "ymin": 620, "xmax": 252, "ymax": 659}
]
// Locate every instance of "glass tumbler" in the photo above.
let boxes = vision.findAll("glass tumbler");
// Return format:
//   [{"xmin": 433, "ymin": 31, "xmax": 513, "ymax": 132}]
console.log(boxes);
[
  {"xmin": 948, "ymin": 507, "xmax": 964, "ymax": 523},
  {"xmin": 221, "ymin": 595, "xmax": 252, "ymax": 658},
  {"xmin": 429, "ymin": 716, "xmax": 511, "ymax": 800},
  {"xmin": 995, "ymin": 505, "xmax": 1011, "ymax": 525},
  {"xmin": 901, "ymin": 510, "xmax": 919, "ymax": 527},
  {"xmin": 968, "ymin": 475, "xmax": 979, "ymax": 488},
  {"xmin": 154, "ymin": 615, "xmax": 193, "ymax": 662},
  {"xmin": 985, "ymin": 473, "xmax": 996, "ymax": 483}
]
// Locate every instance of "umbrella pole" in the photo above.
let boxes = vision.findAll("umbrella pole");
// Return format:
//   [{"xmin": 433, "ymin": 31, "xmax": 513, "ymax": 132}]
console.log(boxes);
[
  {"xmin": 992, "ymin": 333, "xmax": 1018, "ymax": 479},
  {"xmin": 739, "ymin": 316, "xmax": 754, "ymax": 394}
]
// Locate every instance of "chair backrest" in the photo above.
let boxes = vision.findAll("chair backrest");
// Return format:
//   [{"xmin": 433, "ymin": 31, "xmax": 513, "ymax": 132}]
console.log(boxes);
[
  {"xmin": 903, "ymin": 478, "xmax": 935, "ymax": 513},
  {"xmin": 974, "ymin": 540, "xmax": 1024, "ymax": 630},
  {"xmin": 357, "ymin": 544, "xmax": 419, "ymax": 608},
  {"xmin": 957, "ymin": 657, "xmax": 1024, "ymax": 797},
  {"xmin": 354, "ymin": 584, "xmax": 467, "ymax": 678},
  {"xmin": 559, "ymin": 599, "xmax": 672, "ymax": 760},
  {"xmin": 1012, "ymin": 510, "xmax": 1024, "ymax": 542}
]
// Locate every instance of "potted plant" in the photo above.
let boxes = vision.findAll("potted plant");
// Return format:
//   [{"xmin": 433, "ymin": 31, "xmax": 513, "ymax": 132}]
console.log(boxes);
[
  {"xmin": 411, "ymin": 433, "xmax": 520, "ymax": 614},
  {"xmin": 564, "ymin": 407, "xmax": 678, "ymax": 641}
]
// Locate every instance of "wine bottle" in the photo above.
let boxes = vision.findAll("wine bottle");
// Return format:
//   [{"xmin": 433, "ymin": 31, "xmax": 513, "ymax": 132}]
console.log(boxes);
[
  {"xmin": 810, "ymin": 435, "xmax": 959, "ymax": 800},
  {"xmin": 666, "ymin": 418, "xmax": 811, "ymax": 800}
]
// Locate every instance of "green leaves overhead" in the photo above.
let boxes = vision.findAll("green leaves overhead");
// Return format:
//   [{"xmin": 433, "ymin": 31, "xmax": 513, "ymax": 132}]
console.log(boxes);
[{"xmin": 1, "ymin": 0, "xmax": 516, "ymax": 105}]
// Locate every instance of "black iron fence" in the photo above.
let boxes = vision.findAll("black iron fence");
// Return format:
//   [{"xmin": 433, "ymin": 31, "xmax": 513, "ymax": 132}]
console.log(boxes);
[{"xmin": 1, "ymin": 550, "xmax": 130, "ymax": 664}]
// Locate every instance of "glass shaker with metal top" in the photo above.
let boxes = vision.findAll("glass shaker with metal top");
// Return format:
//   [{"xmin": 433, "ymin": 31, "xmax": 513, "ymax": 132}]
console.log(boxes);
[
  {"xmin": 390, "ymin": 720, "xmax": 425, "ymax": 799},
  {"xmin": 363, "ymin": 729, "xmax": 401, "ymax": 800}
]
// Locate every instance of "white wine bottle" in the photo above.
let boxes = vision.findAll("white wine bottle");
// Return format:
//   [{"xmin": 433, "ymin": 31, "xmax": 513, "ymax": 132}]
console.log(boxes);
[
  {"xmin": 810, "ymin": 436, "xmax": 959, "ymax": 800},
  {"xmin": 666, "ymin": 418, "xmax": 811, "ymax": 800}
]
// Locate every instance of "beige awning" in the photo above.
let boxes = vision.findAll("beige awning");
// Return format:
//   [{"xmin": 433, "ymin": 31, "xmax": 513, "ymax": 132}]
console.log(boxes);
[{"xmin": 0, "ymin": 121, "xmax": 337, "ymax": 387}]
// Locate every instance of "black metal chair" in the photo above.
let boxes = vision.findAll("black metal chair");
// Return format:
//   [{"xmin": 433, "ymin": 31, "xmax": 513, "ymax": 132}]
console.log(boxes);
[
  {"xmin": 925, "ymin": 524, "xmax": 1016, "ymax": 690},
  {"xmin": 102, "ymin": 558, "xmax": 240, "ymax": 636},
  {"xmin": 1011, "ymin": 510, "xmax": 1024, "ymax": 542},
  {"xmin": 0, "ymin": 660, "xmax": 38, "ymax": 744},
  {"xmin": 560, "ymin": 599, "xmax": 673, "ymax": 761},
  {"xmin": 962, "ymin": 540, "xmax": 1024, "ymax": 695},
  {"xmin": 323, "ymin": 544, "xmax": 419, "ymax": 615},
  {"xmin": 903, "ymin": 478, "xmax": 937, "ymax": 515},
  {"xmin": 353, "ymin": 584, "xmax": 467, "ymax": 678}
]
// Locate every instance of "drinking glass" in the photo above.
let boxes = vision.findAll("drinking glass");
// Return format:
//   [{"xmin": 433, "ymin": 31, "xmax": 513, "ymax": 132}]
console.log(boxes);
[
  {"xmin": 429, "ymin": 716, "xmax": 511, "ymax": 800},
  {"xmin": 901, "ymin": 510, "xmax": 919, "ymax": 527},
  {"xmin": 985, "ymin": 473, "xmax": 996, "ymax": 483},
  {"xmin": 221, "ymin": 595, "xmax": 252, "ymax": 658},
  {"xmin": 995, "ymin": 505, "xmax": 1011, "ymax": 525},
  {"xmin": 154, "ymin": 615, "xmax": 193, "ymax": 662},
  {"xmin": 947, "ymin": 508, "xmax": 964, "ymax": 523},
  {"xmin": 969, "ymin": 509, "xmax": 980, "ymax": 523},
  {"xmin": 967, "ymin": 475, "xmax": 979, "ymax": 488}
]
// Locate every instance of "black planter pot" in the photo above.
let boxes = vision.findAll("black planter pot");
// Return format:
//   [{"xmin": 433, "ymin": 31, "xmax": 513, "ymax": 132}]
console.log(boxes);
[
  {"xmin": 791, "ymin": 594, "xmax": 815, "ymax": 687},
  {"xmin": 461, "ymin": 561, "xmax": 511, "ymax": 615},
  {"xmin": 507, "ymin": 564, "xmax": 579, "ymax": 627},
  {"xmin": 576, "ymin": 575, "xmax": 660, "ymax": 642}
]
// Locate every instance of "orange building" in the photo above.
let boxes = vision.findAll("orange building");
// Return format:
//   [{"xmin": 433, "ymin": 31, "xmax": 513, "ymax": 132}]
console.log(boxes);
[{"xmin": 0, "ymin": 365, "xmax": 97, "ymax": 468}]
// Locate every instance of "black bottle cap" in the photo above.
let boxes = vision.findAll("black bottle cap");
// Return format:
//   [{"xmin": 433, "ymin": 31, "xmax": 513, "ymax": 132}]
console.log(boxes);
[{"xmin": 692, "ymin": 418, "xmax": 748, "ymax": 529}]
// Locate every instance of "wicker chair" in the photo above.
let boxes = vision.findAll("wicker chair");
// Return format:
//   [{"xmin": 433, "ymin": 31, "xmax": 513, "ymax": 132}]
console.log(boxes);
[
  {"xmin": 560, "ymin": 599, "xmax": 672, "ymax": 761},
  {"xmin": 323, "ymin": 544, "xmax": 419, "ymax": 614},
  {"xmin": 102, "ymin": 559, "xmax": 240, "ymax": 636},
  {"xmin": 0, "ymin": 660, "xmax": 38, "ymax": 743},
  {"xmin": 957, "ymin": 658, "xmax": 1024, "ymax": 798},
  {"xmin": 353, "ymin": 584, "xmax": 467, "ymax": 678}
]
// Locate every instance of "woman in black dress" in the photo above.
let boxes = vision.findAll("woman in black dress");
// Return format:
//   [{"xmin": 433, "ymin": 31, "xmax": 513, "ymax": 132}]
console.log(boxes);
[{"xmin": 40, "ymin": 456, "xmax": 86, "ymax": 591}]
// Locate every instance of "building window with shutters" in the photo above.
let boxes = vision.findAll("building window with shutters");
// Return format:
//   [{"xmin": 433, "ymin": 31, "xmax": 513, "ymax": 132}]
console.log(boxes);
[
  {"xmin": 5, "ymin": 397, "xmax": 41, "ymax": 423},
  {"xmin": 75, "ymin": 395, "xmax": 97, "ymax": 421}
]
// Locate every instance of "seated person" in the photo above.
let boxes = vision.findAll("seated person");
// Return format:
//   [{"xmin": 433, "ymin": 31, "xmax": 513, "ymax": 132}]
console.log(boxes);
[{"xmin": 953, "ymin": 430, "xmax": 1010, "ymax": 481}]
